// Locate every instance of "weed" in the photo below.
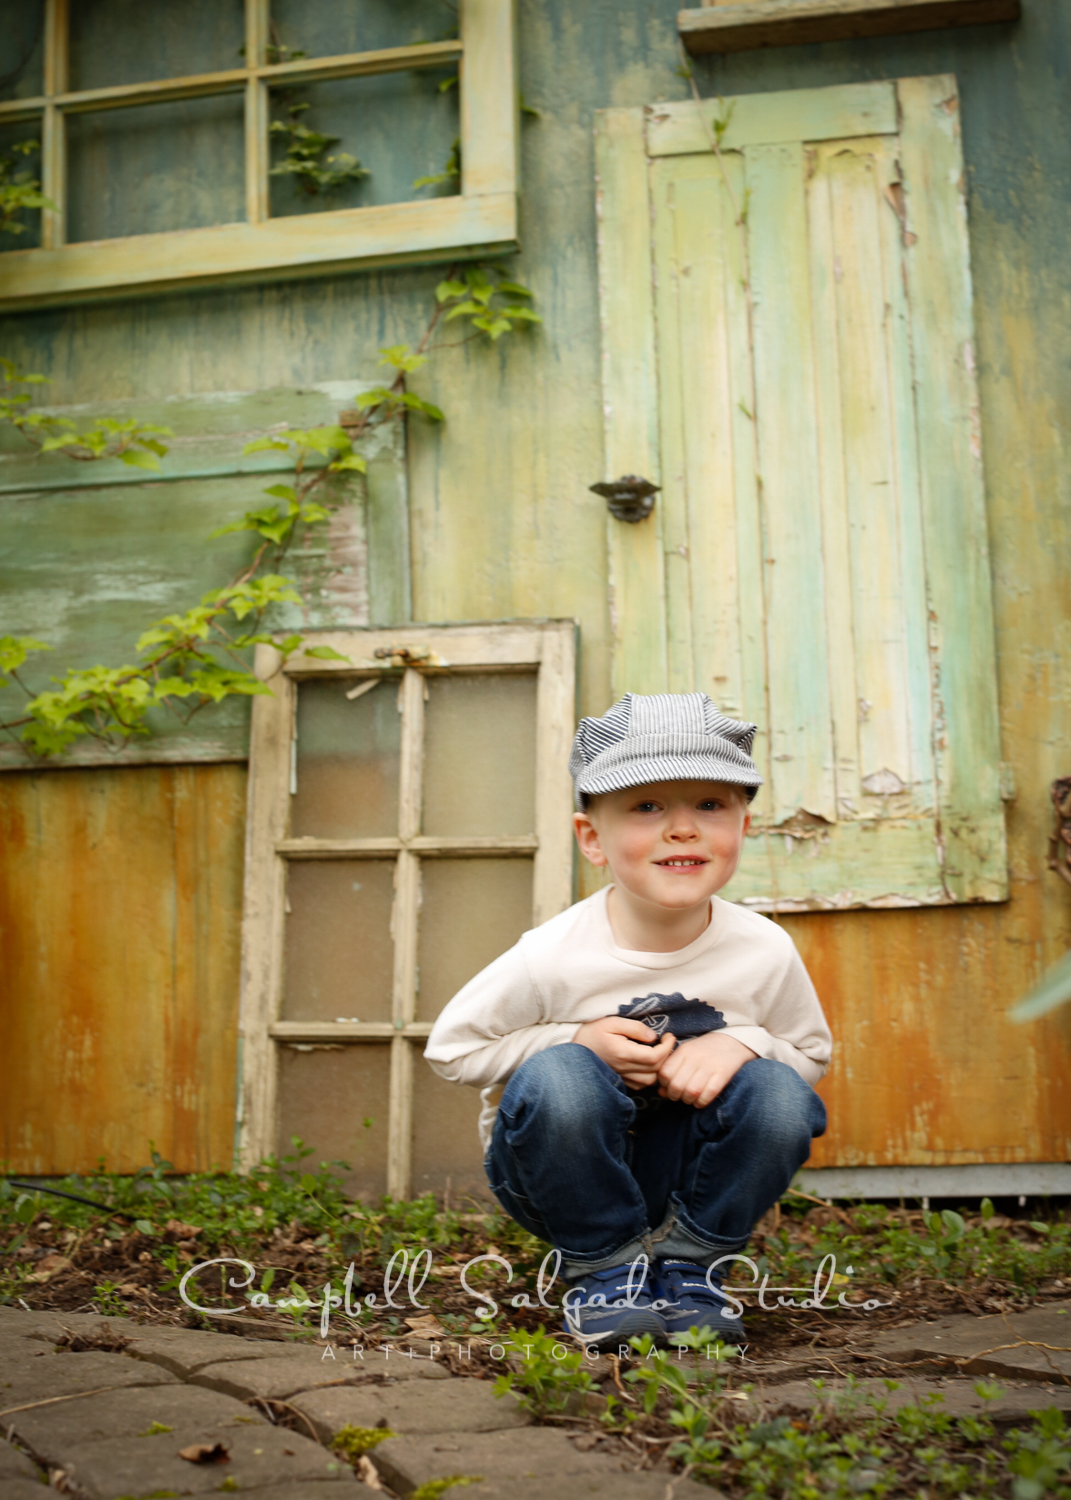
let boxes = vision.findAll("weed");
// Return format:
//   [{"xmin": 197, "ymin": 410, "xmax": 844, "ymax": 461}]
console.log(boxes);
[
  {"xmin": 138, "ymin": 1422, "xmax": 173, "ymax": 1436},
  {"xmin": 493, "ymin": 1327, "xmax": 597, "ymax": 1417},
  {"xmin": 92, "ymin": 1279, "xmax": 127, "ymax": 1316},
  {"xmin": 331, "ymin": 1424, "xmax": 396, "ymax": 1460},
  {"xmin": 410, "ymin": 1479, "xmax": 483, "ymax": 1500}
]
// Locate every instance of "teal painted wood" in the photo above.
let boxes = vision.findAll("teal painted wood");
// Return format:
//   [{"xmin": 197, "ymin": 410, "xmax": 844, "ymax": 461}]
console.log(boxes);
[
  {"xmin": 609, "ymin": 74, "xmax": 1006, "ymax": 907},
  {"xmin": 0, "ymin": 381, "xmax": 409, "ymax": 770},
  {"xmin": 645, "ymin": 80, "xmax": 898, "ymax": 157}
]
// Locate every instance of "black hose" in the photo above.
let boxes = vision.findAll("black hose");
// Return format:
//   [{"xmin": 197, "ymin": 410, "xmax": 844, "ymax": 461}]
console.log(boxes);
[{"xmin": 5, "ymin": 1180, "xmax": 137, "ymax": 1222}]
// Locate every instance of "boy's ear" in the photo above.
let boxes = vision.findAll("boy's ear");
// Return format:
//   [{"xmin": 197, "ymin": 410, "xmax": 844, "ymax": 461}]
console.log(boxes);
[{"xmin": 573, "ymin": 811, "xmax": 608, "ymax": 867}]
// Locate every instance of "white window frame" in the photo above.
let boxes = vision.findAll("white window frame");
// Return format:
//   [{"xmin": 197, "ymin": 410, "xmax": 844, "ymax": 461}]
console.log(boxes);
[
  {"xmin": 236, "ymin": 620, "xmax": 576, "ymax": 1196},
  {"xmin": 0, "ymin": 0, "xmax": 518, "ymax": 312}
]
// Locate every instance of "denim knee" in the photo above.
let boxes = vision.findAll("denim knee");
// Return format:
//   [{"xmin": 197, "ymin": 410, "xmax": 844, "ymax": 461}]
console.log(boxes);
[
  {"xmin": 720, "ymin": 1057, "xmax": 827, "ymax": 1147},
  {"xmin": 497, "ymin": 1042, "xmax": 628, "ymax": 1141}
]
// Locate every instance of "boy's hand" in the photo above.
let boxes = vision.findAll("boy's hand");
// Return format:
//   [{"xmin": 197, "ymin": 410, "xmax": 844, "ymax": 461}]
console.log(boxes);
[
  {"xmin": 573, "ymin": 1015, "xmax": 677, "ymax": 1088},
  {"xmin": 656, "ymin": 1032, "xmax": 758, "ymax": 1108}
]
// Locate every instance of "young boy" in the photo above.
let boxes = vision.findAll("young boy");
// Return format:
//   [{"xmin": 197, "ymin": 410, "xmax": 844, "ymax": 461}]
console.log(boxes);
[{"xmin": 424, "ymin": 692, "xmax": 832, "ymax": 1347}]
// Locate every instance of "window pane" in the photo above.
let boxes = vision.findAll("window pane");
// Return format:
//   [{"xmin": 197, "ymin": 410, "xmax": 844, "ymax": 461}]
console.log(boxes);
[
  {"xmin": 291, "ymin": 678, "xmax": 400, "ymax": 839},
  {"xmin": 411, "ymin": 1064, "xmax": 491, "ymax": 1202},
  {"xmin": 423, "ymin": 674, "xmax": 537, "ymax": 837},
  {"xmin": 277, "ymin": 1045, "xmax": 390, "ymax": 1200},
  {"xmin": 416, "ymin": 858, "xmax": 532, "ymax": 1022},
  {"xmin": 0, "ymin": 126, "xmax": 41, "ymax": 252},
  {"xmin": 69, "ymin": 0, "xmax": 245, "ymax": 90},
  {"xmin": 283, "ymin": 860, "xmax": 394, "ymax": 1023},
  {"xmin": 271, "ymin": 0, "xmax": 455, "ymax": 60},
  {"xmin": 0, "ymin": 2, "xmax": 44, "ymax": 103},
  {"xmin": 67, "ymin": 97, "xmax": 244, "ymax": 242},
  {"xmin": 268, "ymin": 72, "xmax": 459, "ymax": 219}
]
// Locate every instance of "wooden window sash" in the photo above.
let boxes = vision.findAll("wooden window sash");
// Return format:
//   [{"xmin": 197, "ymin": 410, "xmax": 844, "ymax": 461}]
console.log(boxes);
[
  {"xmin": 1, "ymin": 0, "xmax": 517, "ymax": 311},
  {"xmin": 236, "ymin": 621, "xmax": 577, "ymax": 1197}
]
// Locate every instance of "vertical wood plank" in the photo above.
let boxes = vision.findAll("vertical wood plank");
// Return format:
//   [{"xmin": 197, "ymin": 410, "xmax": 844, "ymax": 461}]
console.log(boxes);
[
  {"xmin": 806, "ymin": 148, "xmax": 859, "ymax": 816},
  {"xmin": 367, "ymin": 444, "xmax": 412, "ymax": 625},
  {"xmin": 828, "ymin": 146, "xmax": 914, "ymax": 798},
  {"xmin": 41, "ymin": 0, "xmax": 68, "ymax": 250},
  {"xmin": 459, "ymin": 0, "xmax": 518, "ymax": 199},
  {"xmin": 595, "ymin": 107, "xmax": 668, "ymax": 698},
  {"xmin": 650, "ymin": 161, "xmax": 694, "ymax": 694},
  {"xmin": 236, "ymin": 645, "xmax": 292, "ymax": 1170},
  {"xmin": 533, "ymin": 621, "xmax": 578, "ymax": 925},
  {"xmin": 676, "ymin": 164, "xmax": 748, "ymax": 719},
  {"xmin": 898, "ymin": 75, "xmax": 1006, "ymax": 899},
  {"xmin": 244, "ymin": 0, "xmax": 270, "ymax": 225},
  {"xmin": 746, "ymin": 141, "xmax": 836, "ymax": 824},
  {"xmin": 871, "ymin": 138, "xmax": 935, "ymax": 813},
  {"xmin": 388, "ymin": 667, "xmax": 424, "ymax": 1197}
]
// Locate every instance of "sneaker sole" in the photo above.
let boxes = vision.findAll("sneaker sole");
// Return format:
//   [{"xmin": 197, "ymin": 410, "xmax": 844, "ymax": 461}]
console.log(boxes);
[{"xmin": 563, "ymin": 1306, "xmax": 667, "ymax": 1348}]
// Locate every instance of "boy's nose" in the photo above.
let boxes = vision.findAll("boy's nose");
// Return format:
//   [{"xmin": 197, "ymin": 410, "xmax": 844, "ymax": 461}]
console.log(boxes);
[{"xmin": 666, "ymin": 815, "xmax": 699, "ymax": 840}]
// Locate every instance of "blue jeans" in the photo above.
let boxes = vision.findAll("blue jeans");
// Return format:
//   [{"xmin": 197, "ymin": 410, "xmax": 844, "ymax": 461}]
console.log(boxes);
[{"xmin": 485, "ymin": 1044, "xmax": 827, "ymax": 1278}]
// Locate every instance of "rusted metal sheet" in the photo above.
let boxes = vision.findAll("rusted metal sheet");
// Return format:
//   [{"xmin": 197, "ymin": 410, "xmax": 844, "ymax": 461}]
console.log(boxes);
[{"xmin": 0, "ymin": 764, "xmax": 246, "ymax": 1175}]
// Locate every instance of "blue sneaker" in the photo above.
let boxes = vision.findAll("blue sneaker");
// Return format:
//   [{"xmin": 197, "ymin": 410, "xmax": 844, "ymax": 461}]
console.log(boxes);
[
  {"xmin": 655, "ymin": 1258, "xmax": 746, "ymax": 1346},
  {"xmin": 561, "ymin": 1257, "xmax": 667, "ymax": 1346}
]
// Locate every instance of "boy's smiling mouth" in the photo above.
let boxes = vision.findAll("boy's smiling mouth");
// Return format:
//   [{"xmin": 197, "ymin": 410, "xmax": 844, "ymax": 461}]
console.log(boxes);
[{"xmin": 656, "ymin": 856, "xmax": 708, "ymax": 867}]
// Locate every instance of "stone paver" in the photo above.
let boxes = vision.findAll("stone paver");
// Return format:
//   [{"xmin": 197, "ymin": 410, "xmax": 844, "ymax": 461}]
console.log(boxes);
[
  {"xmin": 370, "ymin": 1426, "xmax": 642, "ymax": 1494},
  {"xmin": 0, "ymin": 1347, "xmax": 178, "ymax": 1412},
  {"xmin": 2, "ymin": 1301, "xmax": 1070, "ymax": 1500},
  {"xmin": 124, "ymin": 1323, "xmax": 287, "ymax": 1377},
  {"xmin": 860, "ymin": 1303, "xmax": 1071, "ymax": 1385},
  {"xmin": 10, "ymin": 1382, "xmax": 257, "ymax": 1453},
  {"xmin": 0, "ymin": 1435, "xmax": 42, "ymax": 1481},
  {"xmin": 441, "ymin": 1479, "xmax": 721, "ymax": 1500},
  {"xmin": 291, "ymin": 1375, "xmax": 530, "ymax": 1443},
  {"xmin": 58, "ymin": 1422, "xmax": 354, "ymax": 1499},
  {"xmin": 193, "ymin": 1344, "xmax": 450, "ymax": 1400}
]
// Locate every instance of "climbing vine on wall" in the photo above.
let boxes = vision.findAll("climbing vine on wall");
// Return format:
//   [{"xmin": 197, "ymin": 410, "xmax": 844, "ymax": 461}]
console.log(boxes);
[{"xmin": 0, "ymin": 268, "xmax": 539, "ymax": 758}]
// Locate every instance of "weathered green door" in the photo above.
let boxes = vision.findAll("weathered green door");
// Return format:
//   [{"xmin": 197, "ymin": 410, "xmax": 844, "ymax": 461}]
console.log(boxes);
[{"xmin": 596, "ymin": 76, "xmax": 1006, "ymax": 912}]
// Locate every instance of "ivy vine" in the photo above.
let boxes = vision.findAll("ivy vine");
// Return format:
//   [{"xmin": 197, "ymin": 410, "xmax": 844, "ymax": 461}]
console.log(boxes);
[{"xmin": 0, "ymin": 267, "xmax": 540, "ymax": 758}]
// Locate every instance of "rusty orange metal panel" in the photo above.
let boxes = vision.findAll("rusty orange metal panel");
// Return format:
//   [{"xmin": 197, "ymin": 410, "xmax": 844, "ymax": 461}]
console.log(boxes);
[
  {"xmin": 0, "ymin": 763, "xmax": 246, "ymax": 1175},
  {"xmin": 784, "ymin": 878, "xmax": 1071, "ymax": 1168}
]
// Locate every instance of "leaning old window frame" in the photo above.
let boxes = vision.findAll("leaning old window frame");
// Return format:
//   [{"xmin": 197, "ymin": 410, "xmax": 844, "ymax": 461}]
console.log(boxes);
[
  {"xmin": 0, "ymin": 0, "xmax": 518, "ymax": 313},
  {"xmin": 237, "ymin": 621, "xmax": 577, "ymax": 1197}
]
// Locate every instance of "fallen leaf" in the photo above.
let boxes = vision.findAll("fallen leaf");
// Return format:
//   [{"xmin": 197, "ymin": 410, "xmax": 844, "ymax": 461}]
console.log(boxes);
[
  {"xmin": 165, "ymin": 1219, "xmax": 203, "ymax": 1239},
  {"xmin": 118, "ymin": 1283, "xmax": 140, "ymax": 1296},
  {"xmin": 283, "ymin": 1447, "xmax": 295, "ymax": 1456},
  {"xmin": 26, "ymin": 1254, "xmax": 72, "ymax": 1282},
  {"xmin": 404, "ymin": 1314, "xmax": 447, "ymax": 1336},
  {"xmin": 178, "ymin": 1442, "xmax": 230, "ymax": 1464}
]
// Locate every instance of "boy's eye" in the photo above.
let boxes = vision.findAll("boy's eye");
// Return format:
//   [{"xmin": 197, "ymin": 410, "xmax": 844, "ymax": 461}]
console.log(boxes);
[
  {"xmin": 634, "ymin": 801, "xmax": 660, "ymax": 813},
  {"xmin": 698, "ymin": 799, "xmax": 724, "ymax": 811}
]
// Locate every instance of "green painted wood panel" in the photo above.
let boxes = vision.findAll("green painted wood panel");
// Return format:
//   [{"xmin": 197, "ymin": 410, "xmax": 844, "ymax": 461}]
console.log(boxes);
[
  {"xmin": 606, "ymin": 75, "xmax": 1006, "ymax": 908},
  {"xmin": 0, "ymin": 381, "xmax": 409, "ymax": 769}
]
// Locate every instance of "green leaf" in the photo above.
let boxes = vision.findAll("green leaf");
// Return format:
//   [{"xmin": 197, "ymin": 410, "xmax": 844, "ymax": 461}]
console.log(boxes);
[
  {"xmin": 327, "ymin": 453, "xmax": 367, "ymax": 472},
  {"xmin": 241, "ymin": 435, "xmax": 291, "ymax": 455},
  {"xmin": 119, "ymin": 448, "xmax": 162, "ymax": 471},
  {"xmin": 496, "ymin": 281, "xmax": 533, "ymax": 298},
  {"xmin": 302, "ymin": 645, "xmax": 351, "ymax": 662},
  {"xmin": 134, "ymin": 1219, "xmax": 156, "ymax": 1236},
  {"xmin": 435, "ymin": 279, "xmax": 468, "ymax": 302},
  {"xmin": 264, "ymin": 483, "xmax": 298, "ymax": 502}
]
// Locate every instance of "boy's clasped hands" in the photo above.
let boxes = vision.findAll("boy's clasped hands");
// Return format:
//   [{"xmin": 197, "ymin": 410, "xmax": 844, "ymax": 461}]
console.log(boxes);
[{"xmin": 573, "ymin": 1015, "xmax": 757, "ymax": 1110}]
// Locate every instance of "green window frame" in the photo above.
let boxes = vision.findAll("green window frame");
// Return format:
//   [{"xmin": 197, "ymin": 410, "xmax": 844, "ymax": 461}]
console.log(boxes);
[
  {"xmin": 596, "ymin": 76, "xmax": 1007, "ymax": 911},
  {"xmin": 0, "ymin": 0, "xmax": 518, "ymax": 312}
]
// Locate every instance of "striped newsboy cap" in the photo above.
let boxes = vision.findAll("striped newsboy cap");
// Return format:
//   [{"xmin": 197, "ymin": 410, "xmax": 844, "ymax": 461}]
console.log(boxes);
[{"xmin": 569, "ymin": 692, "xmax": 762, "ymax": 810}]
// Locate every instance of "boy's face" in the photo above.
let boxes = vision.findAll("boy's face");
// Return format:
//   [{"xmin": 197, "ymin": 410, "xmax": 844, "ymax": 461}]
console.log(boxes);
[{"xmin": 573, "ymin": 779, "xmax": 751, "ymax": 914}]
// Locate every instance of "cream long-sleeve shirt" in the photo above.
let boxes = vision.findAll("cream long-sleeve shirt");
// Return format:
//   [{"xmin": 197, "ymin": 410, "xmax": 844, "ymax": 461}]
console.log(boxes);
[{"xmin": 424, "ymin": 886, "xmax": 833, "ymax": 1151}]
